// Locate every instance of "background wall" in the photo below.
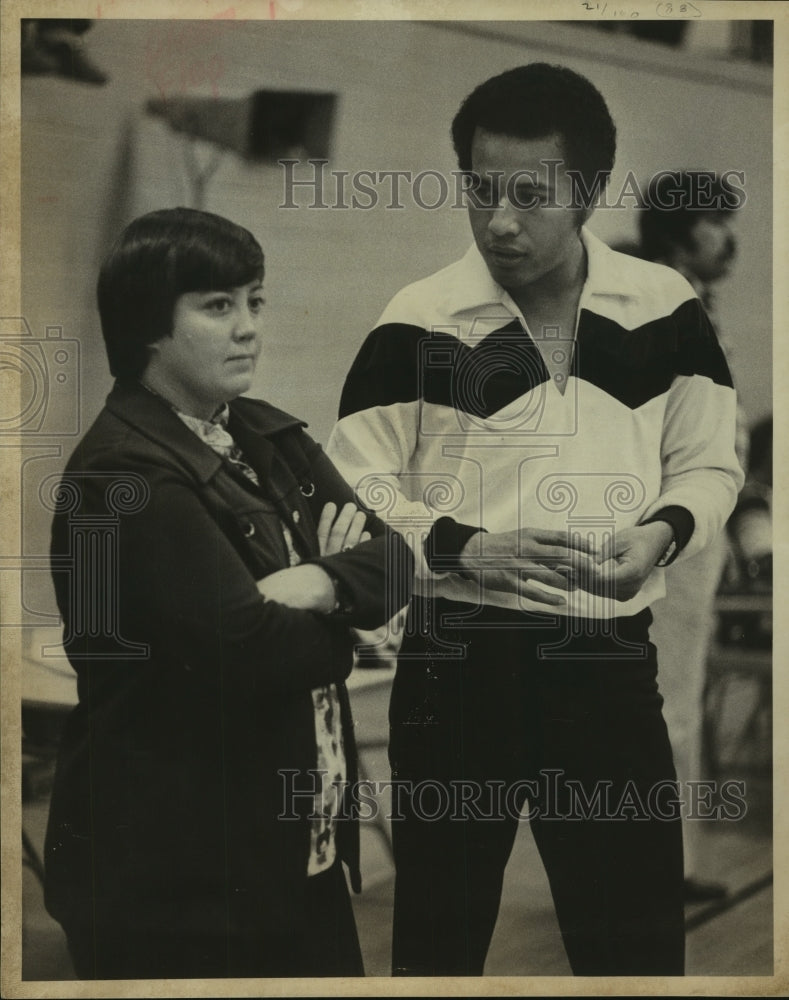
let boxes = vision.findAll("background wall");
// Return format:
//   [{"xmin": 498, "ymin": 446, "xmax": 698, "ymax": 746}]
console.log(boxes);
[{"xmin": 19, "ymin": 17, "xmax": 772, "ymax": 628}]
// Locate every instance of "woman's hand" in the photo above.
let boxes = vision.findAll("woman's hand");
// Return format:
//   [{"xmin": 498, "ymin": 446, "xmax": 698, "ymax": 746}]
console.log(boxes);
[
  {"xmin": 317, "ymin": 501, "xmax": 371, "ymax": 556},
  {"xmin": 255, "ymin": 502, "xmax": 370, "ymax": 614},
  {"xmin": 256, "ymin": 563, "xmax": 337, "ymax": 614}
]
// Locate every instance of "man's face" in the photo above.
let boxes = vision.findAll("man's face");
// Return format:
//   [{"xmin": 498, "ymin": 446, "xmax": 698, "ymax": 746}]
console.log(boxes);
[
  {"xmin": 466, "ymin": 128, "xmax": 587, "ymax": 297},
  {"xmin": 679, "ymin": 215, "xmax": 737, "ymax": 284}
]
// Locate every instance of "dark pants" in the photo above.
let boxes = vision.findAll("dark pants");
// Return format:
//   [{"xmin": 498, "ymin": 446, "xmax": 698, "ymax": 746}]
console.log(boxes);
[
  {"xmin": 389, "ymin": 599, "xmax": 685, "ymax": 977},
  {"xmin": 65, "ymin": 861, "xmax": 364, "ymax": 979}
]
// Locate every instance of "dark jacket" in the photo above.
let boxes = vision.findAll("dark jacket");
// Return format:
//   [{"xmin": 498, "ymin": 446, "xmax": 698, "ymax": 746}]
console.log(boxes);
[{"xmin": 44, "ymin": 381, "xmax": 412, "ymax": 976}]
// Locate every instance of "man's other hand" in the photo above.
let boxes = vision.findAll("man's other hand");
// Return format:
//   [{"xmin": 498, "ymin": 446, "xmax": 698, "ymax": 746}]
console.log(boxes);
[
  {"xmin": 458, "ymin": 527, "xmax": 598, "ymax": 606},
  {"xmin": 590, "ymin": 522, "xmax": 673, "ymax": 602}
]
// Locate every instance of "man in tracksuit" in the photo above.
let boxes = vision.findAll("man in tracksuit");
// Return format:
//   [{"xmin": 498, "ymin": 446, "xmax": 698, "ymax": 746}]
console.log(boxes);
[{"xmin": 327, "ymin": 63, "xmax": 743, "ymax": 976}]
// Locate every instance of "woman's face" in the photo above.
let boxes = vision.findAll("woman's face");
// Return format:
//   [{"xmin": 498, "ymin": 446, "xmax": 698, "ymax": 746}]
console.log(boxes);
[{"xmin": 145, "ymin": 279, "xmax": 265, "ymax": 418}]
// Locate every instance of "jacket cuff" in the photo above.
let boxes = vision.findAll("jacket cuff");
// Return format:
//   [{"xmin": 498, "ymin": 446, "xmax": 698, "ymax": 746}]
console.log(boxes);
[
  {"xmin": 320, "ymin": 564, "xmax": 355, "ymax": 615},
  {"xmin": 425, "ymin": 516, "xmax": 486, "ymax": 575},
  {"xmin": 640, "ymin": 505, "xmax": 695, "ymax": 565},
  {"xmin": 307, "ymin": 531, "xmax": 414, "ymax": 630}
]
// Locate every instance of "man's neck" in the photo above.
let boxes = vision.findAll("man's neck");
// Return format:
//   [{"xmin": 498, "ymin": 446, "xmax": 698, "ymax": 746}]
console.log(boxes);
[
  {"xmin": 508, "ymin": 236, "xmax": 587, "ymax": 319},
  {"xmin": 506, "ymin": 238, "xmax": 587, "ymax": 397}
]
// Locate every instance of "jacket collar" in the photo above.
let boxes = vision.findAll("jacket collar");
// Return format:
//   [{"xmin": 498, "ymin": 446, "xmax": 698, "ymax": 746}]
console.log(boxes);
[
  {"xmin": 442, "ymin": 226, "xmax": 638, "ymax": 318},
  {"xmin": 228, "ymin": 397, "xmax": 306, "ymax": 487},
  {"xmin": 105, "ymin": 381, "xmax": 304, "ymax": 485}
]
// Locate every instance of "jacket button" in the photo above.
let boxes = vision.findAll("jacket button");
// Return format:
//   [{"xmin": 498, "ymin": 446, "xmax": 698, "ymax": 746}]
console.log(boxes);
[
  {"xmin": 293, "ymin": 510, "xmax": 301, "ymax": 523},
  {"xmin": 244, "ymin": 522, "xmax": 255, "ymax": 538}
]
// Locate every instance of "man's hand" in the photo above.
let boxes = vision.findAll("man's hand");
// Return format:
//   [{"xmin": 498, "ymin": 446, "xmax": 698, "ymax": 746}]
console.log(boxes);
[
  {"xmin": 317, "ymin": 501, "xmax": 371, "ymax": 556},
  {"xmin": 590, "ymin": 522, "xmax": 673, "ymax": 602},
  {"xmin": 458, "ymin": 527, "xmax": 598, "ymax": 607}
]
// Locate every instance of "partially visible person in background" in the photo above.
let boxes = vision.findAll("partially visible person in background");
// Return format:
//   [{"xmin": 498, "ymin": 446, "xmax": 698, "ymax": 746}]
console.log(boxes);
[
  {"xmin": 635, "ymin": 171, "xmax": 748, "ymax": 902},
  {"xmin": 727, "ymin": 414, "xmax": 772, "ymax": 588}
]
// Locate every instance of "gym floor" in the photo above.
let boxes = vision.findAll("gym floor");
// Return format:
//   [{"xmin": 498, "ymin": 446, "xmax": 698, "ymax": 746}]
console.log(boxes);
[{"xmin": 20, "ymin": 665, "xmax": 773, "ymax": 983}]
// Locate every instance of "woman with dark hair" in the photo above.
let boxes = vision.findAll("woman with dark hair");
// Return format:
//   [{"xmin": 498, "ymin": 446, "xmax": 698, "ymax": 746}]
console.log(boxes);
[{"xmin": 44, "ymin": 207, "xmax": 413, "ymax": 979}]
